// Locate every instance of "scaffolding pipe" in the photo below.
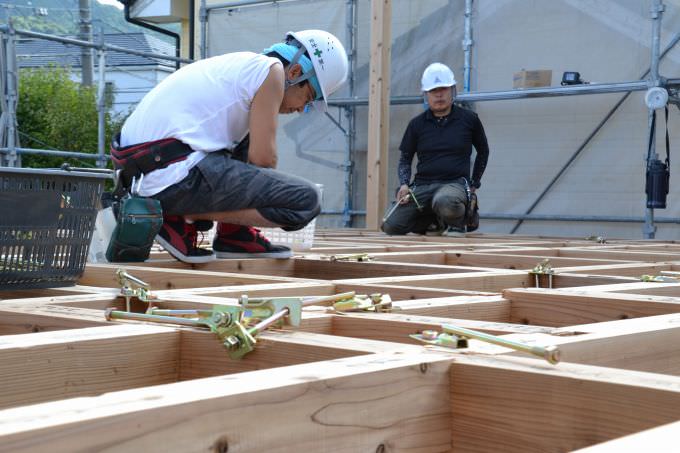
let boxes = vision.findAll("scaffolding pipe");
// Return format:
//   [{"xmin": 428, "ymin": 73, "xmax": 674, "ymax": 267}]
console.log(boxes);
[
  {"xmin": 5, "ymin": 24, "xmax": 16, "ymax": 167},
  {"xmin": 644, "ymin": 0, "xmax": 665, "ymax": 239},
  {"xmin": 510, "ymin": 28, "xmax": 680, "ymax": 235},
  {"xmin": 78, "ymin": 0, "xmax": 94, "ymax": 86},
  {"xmin": 96, "ymin": 31, "xmax": 106, "ymax": 168},
  {"xmin": 0, "ymin": 26, "xmax": 191, "ymax": 64},
  {"xmin": 462, "ymin": 0, "xmax": 473, "ymax": 93},
  {"xmin": 0, "ymin": 147, "xmax": 111, "ymax": 160},
  {"xmin": 206, "ymin": 0, "xmax": 301, "ymax": 12},
  {"xmin": 200, "ymin": 0, "xmax": 208, "ymax": 59},
  {"xmin": 329, "ymin": 80, "xmax": 670, "ymax": 107},
  {"xmin": 342, "ymin": 0, "xmax": 357, "ymax": 227},
  {"xmin": 483, "ymin": 213, "xmax": 680, "ymax": 224}
]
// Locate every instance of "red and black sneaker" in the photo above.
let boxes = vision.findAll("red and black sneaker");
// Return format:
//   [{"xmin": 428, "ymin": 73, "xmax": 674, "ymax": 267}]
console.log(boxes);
[
  {"xmin": 212, "ymin": 223, "xmax": 292, "ymax": 259},
  {"xmin": 156, "ymin": 215, "xmax": 216, "ymax": 264}
]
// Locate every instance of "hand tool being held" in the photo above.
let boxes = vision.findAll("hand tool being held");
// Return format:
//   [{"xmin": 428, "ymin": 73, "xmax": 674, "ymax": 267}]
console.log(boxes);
[{"xmin": 382, "ymin": 188, "xmax": 422, "ymax": 224}]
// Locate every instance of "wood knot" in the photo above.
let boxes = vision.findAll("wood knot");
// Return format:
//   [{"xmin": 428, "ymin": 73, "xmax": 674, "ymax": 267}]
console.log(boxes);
[{"xmin": 213, "ymin": 436, "xmax": 229, "ymax": 453}]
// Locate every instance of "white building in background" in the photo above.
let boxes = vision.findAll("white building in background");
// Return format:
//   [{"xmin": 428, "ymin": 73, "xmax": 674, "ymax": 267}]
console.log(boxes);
[{"xmin": 15, "ymin": 32, "xmax": 175, "ymax": 115}]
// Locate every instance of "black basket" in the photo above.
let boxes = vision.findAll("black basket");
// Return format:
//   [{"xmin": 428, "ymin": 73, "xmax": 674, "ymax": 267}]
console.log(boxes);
[{"xmin": 0, "ymin": 167, "xmax": 108, "ymax": 290}]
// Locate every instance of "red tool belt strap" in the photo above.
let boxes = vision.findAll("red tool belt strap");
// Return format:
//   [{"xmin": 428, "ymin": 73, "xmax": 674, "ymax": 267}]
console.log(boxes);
[{"xmin": 110, "ymin": 133, "xmax": 194, "ymax": 187}]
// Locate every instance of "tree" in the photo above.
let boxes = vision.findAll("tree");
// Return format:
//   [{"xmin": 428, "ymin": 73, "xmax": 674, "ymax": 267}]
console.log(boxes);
[{"xmin": 16, "ymin": 66, "xmax": 125, "ymax": 168}]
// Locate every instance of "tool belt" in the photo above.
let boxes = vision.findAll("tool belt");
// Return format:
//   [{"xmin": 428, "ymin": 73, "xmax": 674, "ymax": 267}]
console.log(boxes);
[
  {"xmin": 110, "ymin": 133, "xmax": 195, "ymax": 188},
  {"xmin": 465, "ymin": 192, "xmax": 479, "ymax": 232}
]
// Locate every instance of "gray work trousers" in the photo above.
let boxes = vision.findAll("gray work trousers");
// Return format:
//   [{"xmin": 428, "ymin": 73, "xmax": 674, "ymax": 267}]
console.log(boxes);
[
  {"xmin": 381, "ymin": 179, "xmax": 468, "ymax": 235},
  {"xmin": 152, "ymin": 151, "xmax": 320, "ymax": 231}
]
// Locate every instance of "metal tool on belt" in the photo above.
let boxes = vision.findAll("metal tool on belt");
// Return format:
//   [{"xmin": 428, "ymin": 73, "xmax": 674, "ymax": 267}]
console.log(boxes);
[{"xmin": 410, "ymin": 323, "xmax": 561, "ymax": 365}]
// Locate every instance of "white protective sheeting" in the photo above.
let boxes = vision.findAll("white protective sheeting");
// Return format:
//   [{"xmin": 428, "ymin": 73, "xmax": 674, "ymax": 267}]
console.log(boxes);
[{"xmin": 207, "ymin": 0, "xmax": 680, "ymax": 238}]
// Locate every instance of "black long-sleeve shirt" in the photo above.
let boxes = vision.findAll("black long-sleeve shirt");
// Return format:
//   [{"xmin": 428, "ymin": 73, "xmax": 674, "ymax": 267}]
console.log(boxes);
[{"xmin": 398, "ymin": 105, "xmax": 489, "ymax": 188}]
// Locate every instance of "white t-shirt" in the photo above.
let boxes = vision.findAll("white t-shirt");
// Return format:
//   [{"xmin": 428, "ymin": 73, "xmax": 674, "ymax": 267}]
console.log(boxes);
[{"xmin": 120, "ymin": 52, "xmax": 281, "ymax": 196}]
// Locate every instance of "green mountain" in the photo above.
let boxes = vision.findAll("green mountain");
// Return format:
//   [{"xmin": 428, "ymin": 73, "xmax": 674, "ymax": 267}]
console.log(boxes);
[{"xmin": 4, "ymin": 0, "xmax": 179, "ymax": 41}]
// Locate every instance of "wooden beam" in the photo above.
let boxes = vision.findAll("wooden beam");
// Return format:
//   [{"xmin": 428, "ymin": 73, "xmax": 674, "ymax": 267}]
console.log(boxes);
[
  {"xmin": 0, "ymin": 352, "xmax": 454, "ymax": 452},
  {"xmin": 504, "ymin": 288, "xmax": 680, "ymax": 327},
  {"xmin": 154, "ymin": 281, "xmax": 336, "ymax": 299},
  {"xmin": 365, "ymin": 0, "xmax": 391, "ymax": 229},
  {"xmin": 450, "ymin": 355, "xmax": 680, "ymax": 452},
  {"xmin": 572, "ymin": 420, "xmax": 680, "ymax": 452},
  {"xmin": 331, "ymin": 312, "xmax": 557, "ymax": 345},
  {"xmin": 179, "ymin": 329, "xmax": 421, "ymax": 380},
  {"xmin": 335, "ymin": 271, "xmax": 530, "ymax": 292},
  {"xmin": 555, "ymin": 262, "xmax": 672, "ymax": 277},
  {"xmin": 444, "ymin": 252, "xmax": 632, "ymax": 269},
  {"xmin": 80, "ymin": 264, "xmax": 310, "ymax": 289},
  {"xmin": 515, "ymin": 314, "xmax": 680, "ymax": 375},
  {"xmin": 0, "ymin": 304, "xmax": 109, "ymax": 334},
  {"xmin": 0, "ymin": 325, "xmax": 179, "ymax": 409},
  {"xmin": 334, "ymin": 282, "xmax": 497, "ymax": 301},
  {"xmin": 391, "ymin": 295, "xmax": 510, "ymax": 320}
]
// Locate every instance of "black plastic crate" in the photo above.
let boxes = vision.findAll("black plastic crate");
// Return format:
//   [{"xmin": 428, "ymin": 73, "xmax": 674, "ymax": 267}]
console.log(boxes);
[{"xmin": 0, "ymin": 167, "xmax": 108, "ymax": 290}]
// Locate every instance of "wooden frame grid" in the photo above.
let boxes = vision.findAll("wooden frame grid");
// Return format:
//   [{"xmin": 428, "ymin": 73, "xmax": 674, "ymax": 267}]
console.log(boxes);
[{"xmin": 1, "ymin": 231, "xmax": 680, "ymax": 452}]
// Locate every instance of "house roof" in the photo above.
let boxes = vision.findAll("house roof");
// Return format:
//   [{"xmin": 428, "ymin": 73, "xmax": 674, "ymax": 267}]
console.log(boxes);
[{"xmin": 16, "ymin": 32, "xmax": 176, "ymax": 69}]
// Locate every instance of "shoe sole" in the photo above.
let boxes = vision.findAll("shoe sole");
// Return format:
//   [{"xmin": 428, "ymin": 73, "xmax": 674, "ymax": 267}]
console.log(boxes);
[
  {"xmin": 156, "ymin": 235, "xmax": 216, "ymax": 264},
  {"xmin": 214, "ymin": 250, "xmax": 293, "ymax": 259}
]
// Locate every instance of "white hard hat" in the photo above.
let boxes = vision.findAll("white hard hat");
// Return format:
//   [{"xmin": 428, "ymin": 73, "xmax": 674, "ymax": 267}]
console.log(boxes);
[
  {"xmin": 421, "ymin": 62, "xmax": 456, "ymax": 92},
  {"xmin": 286, "ymin": 30, "xmax": 349, "ymax": 110}
]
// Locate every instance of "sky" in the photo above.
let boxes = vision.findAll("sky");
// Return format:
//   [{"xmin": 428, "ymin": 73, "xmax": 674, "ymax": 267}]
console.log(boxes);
[{"xmin": 96, "ymin": 0, "xmax": 123, "ymax": 10}]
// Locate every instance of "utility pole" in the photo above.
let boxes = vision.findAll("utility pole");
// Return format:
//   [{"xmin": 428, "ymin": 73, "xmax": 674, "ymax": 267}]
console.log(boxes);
[{"xmin": 79, "ymin": 0, "xmax": 94, "ymax": 86}]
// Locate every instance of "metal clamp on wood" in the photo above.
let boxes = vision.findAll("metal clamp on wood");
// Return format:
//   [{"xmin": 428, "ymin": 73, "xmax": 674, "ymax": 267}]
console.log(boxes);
[
  {"xmin": 529, "ymin": 259, "xmax": 554, "ymax": 288},
  {"xmin": 116, "ymin": 268, "xmax": 158, "ymax": 312},
  {"xmin": 328, "ymin": 253, "xmax": 374, "ymax": 262},
  {"xmin": 410, "ymin": 323, "xmax": 561, "ymax": 365},
  {"xmin": 331, "ymin": 293, "xmax": 393, "ymax": 313},
  {"xmin": 105, "ymin": 292, "xmax": 357, "ymax": 359}
]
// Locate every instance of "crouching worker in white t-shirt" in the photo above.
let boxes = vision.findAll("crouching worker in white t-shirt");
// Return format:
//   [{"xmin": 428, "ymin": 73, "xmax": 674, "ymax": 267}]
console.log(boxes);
[{"xmin": 112, "ymin": 30, "xmax": 348, "ymax": 263}]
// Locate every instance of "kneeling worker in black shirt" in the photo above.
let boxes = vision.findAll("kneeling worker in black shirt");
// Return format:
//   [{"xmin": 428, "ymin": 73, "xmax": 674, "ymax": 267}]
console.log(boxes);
[{"xmin": 381, "ymin": 62, "xmax": 489, "ymax": 237}]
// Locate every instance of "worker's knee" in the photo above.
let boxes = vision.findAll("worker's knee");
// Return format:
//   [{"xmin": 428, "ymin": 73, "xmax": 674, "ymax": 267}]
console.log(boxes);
[
  {"xmin": 432, "ymin": 191, "xmax": 466, "ymax": 226},
  {"xmin": 381, "ymin": 220, "xmax": 408, "ymax": 235},
  {"xmin": 259, "ymin": 183, "xmax": 320, "ymax": 231}
]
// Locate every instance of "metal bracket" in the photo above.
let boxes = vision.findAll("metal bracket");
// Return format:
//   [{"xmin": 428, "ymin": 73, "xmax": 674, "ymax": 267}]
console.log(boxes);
[
  {"xmin": 641, "ymin": 274, "xmax": 678, "ymax": 283},
  {"xmin": 239, "ymin": 296, "xmax": 304, "ymax": 327},
  {"xmin": 529, "ymin": 259, "xmax": 554, "ymax": 288},
  {"xmin": 106, "ymin": 292, "xmax": 357, "ymax": 360},
  {"xmin": 116, "ymin": 268, "xmax": 157, "ymax": 312},
  {"xmin": 329, "ymin": 253, "xmax": 374, "ymax": 262},
  {"xmin": 332, "ymin": 293, "xmax": 392, "ymax": 313},
  {"xmin": 411, "ymin": 323, "xmax": 560, "ymax": 365},
  {"xmin": 585, "ymin": 235, "xmax": 606, "ymax": 244}
]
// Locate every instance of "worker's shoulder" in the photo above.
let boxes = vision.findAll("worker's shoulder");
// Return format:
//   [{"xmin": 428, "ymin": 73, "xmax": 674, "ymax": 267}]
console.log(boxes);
[{"xmin": 453, "ymin": 104, "xmax": 480, "ymax": 120}]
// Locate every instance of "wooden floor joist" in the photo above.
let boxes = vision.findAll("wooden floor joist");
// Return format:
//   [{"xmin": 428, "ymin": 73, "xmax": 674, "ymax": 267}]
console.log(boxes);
[{"xmin": 2, "ymin": 231, "xmax": 680, "ymax": 451}]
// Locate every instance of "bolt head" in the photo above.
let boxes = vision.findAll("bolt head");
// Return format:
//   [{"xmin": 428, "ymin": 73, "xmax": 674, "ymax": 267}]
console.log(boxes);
[{"xmin": 224, "ymin": 336, "xmax": 240, "ymax": 349}]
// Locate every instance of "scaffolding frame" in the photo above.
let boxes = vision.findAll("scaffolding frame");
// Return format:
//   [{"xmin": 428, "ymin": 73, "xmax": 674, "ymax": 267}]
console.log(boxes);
[
  {"xmin": 1, "ymin": 1, "xmax": 679, "ymax": 237},
  {"xmin": 0, "ymin": 22, "xmax": 190, "ymax": 168},
  {"xmin": 200, "ymin": 0, "xmax": 680, "ymax": 237}
]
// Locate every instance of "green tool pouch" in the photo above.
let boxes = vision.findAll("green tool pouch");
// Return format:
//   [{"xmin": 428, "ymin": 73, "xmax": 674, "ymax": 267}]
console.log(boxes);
[{"xmin": 106, "ymin": 195, "xmax": 163, "ymax": 262}]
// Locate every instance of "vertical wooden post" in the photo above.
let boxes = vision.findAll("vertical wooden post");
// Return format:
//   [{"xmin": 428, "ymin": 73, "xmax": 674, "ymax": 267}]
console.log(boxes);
[{"xmin": 366, "ymin": 0, "xmax": 392, "ymax": 230}]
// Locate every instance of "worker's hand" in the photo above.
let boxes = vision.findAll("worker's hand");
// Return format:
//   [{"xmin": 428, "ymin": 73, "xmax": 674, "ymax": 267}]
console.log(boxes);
[
  {"xmin": 397, "ymin": 184, "xmax": 410, "ymax": 204},
  {"xmin": 470, "ymin": 186, "xmax": 476, "ymax": 194}
]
